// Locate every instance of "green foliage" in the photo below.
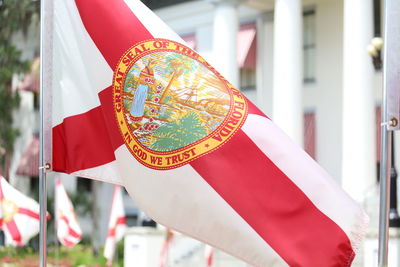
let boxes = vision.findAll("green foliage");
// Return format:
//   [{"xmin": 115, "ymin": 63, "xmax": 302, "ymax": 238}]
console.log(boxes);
[
  {"xmin": 125, "ymin": 73, "xmax": 137, "ymax": 89},
  {"xmin": 0, "ymin": 0, "xmax": 40, "ymax": 39},
  {"xmin": 0, "ymin": 0, "xmax": 40, "ymax": 172},
  {"xmin": 0, "ymin": 46, "xmax": 22, "ymax": 152},
  {"xmin": 69, "ymin": 189, "xmax": 93, "ymax": 215},
  {"xmin": 147, "ymin": 92, "xmax": 155, "ymax": 101},
  {"xmin": 58, "ymin": 245, "xmax": 107, "ymax": 266},
  {"xmin": 0, "ymin": 243, "xmax": 125, "ymax": 267},
  {"xmin": 113, "ymin": 240, "xmax": 125, "ymax": 267},
  {"xmin": 164, "ymin": 95, "xmax": 171, "ymax": 104},
  {"xmin": 150, "ymin": 112, "xmax": 207, "ymax": 151},
  {"xmin": 0, "ymin": 245, "xmax": 35, "ymax": 259},
  {"xmin": 164, "ymin": 53, "xmax": 197, "ymax": 75}
]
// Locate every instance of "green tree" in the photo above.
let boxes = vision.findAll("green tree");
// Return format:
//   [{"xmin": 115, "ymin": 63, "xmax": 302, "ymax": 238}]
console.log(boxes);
[
  {"xmin": 0, "ymin": 0, "xmax": 39, "ymax": 175},
  {"xmin": 159, "ymin": 54, "xmax": 197, "ymax": 104}
]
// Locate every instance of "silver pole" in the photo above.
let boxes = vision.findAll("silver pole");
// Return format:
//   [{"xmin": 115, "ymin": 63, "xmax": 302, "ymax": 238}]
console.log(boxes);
[
  {"xmin": 55, "ymin": 180, "xmax": 59, "ymax": 267},
  {"xmin": 378, "ymin": 0, "xmax": 395, "ymax": 266},
  {"xmin": 38, "ymin": 168, "xmax": 47, "ymax": 267},
  {"xmin": 39, "ymin": 0, "xmax": 48, "ymax": 265},
  {"xmin": 378, "ymin": 125, "xmax": 391, "ymax": 267}
]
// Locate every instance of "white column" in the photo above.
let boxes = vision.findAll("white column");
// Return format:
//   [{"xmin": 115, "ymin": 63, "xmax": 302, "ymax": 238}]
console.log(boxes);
[
  {"xmin": 273, "ymin": 0, "xmax": 303, "ymax": 145},
  {"xmin": 256, "ymin": 13, "xmax": 274, "ymax": 116},
  {"xmin": 342, "ymin": 0, "xmax": 375, "ymax": 202},
  {"xmin": 209, "ymin": 0, "xmax": 242, "ymax": 88}
]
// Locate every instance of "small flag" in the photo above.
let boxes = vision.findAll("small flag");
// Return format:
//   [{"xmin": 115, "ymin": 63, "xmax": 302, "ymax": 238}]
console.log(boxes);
[
  {"xmin": 0, "ymin": 175, "xmax": 48, "ymax": 245},
  {"xmin": 159, "ymin": 228, "xmax": 175, "ymax": 267},
  {"xmin": 204, "ymin": 245, "xmax": 214, "ymax": 267},
  {"xmin": 55, "ymin": 178, "xmax": 82, "ymax": 247},
  {"xmin": 104, "ymin": 185, "xmax": 127, "ymax": 266}
]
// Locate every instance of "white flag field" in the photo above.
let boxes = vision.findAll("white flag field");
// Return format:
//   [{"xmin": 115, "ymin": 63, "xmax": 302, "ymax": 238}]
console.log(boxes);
[
  {"xmin": 40, "ymin": 0, "xmax": 369, "ymax": 266},
  {"xmin": 55, "ymin": 178, "xmax": 82, "ymax": 247},
  {"xmin": 0, "ymin": 175, "xmax": 46, "ymax": 246},
  {"xmin": 104, "ymin": 185, "xmax": 127, "ymax": 265}
]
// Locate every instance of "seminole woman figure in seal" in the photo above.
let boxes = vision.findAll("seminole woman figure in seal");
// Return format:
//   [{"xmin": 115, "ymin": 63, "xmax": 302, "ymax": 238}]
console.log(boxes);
[{"xmin": 129, "ymin": 59, "xmax": 156, "ymax": 121}]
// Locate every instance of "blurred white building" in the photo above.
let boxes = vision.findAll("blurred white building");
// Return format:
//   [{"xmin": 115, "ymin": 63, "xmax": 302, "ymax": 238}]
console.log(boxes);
[
  {"xmin": 150, "ymin": 0, "xmax": 384, "ymax": 199},
  {"xmin": 7, "ymin": 0, "xmax": 399, "ymax": 266}
]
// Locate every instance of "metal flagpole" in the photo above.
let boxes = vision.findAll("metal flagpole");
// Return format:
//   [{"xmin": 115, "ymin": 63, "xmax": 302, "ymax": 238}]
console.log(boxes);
[
  {"xmin": 54, "ymin": 180, "xmax": 59, "ymax": 267},
  {"xmin": 378, "ymin": 121, "xmax": 391, "ymax": 267},
  {"xmin": 39, "ymin": 0, "xmax": 49, "ymax": 266},
  {"xmin": 378, "ymin": 0, "xmax": 399, "ymax": 265}
]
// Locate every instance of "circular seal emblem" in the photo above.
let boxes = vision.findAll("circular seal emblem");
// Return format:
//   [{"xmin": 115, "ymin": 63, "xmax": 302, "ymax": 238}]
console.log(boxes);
[
  {"xmin": 2, "ymin": 199, "xmax": 19, "ymax": 222},
  {"xmin": 113, "ymin": 39, "xmax": 248, "ymax": 170}
]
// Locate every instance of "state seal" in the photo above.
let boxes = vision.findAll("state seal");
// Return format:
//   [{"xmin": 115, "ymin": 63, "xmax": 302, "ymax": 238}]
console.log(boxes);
[{"xmin": 113, "ymin": 39, "xmax": 248, "ymax": 170}]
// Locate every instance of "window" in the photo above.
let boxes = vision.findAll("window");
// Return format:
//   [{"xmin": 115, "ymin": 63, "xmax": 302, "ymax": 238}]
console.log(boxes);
[
  {"xmin": 304, "ymin": 112, "xmax": 316, "ymax": 160},
  {"xmin": 141, "ymin": 0, "xmax": 193, "ymax": 10},
  {"xmin": 376, "ymin": 106, "xmax": 381, "ymax": 182},
  {"xmin": 303, "ymin": 9, "xmax": 316, "ymax": 83},
  {"xmin": 240, "ymin": 68, "xmax": 256, "ymax": 91},
  {"xmin": 238, "ymin": 23, "xmax": 257, "ymax": 102},
  {"xmin": 373, "ymin": 0, "xmax": 382, "ymax": 37},
  {"xmin": 180, "ymin": 34, "xmax": 196, "ymax": 50},
  {"xmin": 77, "ymin": 177, "xmax": 92, "ymax": 192},
  {"xmin": 30, "ymin": 177, "xmax": 39, "ymax": 201}
]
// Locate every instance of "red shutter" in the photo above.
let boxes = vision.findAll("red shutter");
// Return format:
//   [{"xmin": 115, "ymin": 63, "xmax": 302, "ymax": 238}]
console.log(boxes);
[{"xmin": 304, "ymin": 112, "xmax": 316, "ymax": 160}]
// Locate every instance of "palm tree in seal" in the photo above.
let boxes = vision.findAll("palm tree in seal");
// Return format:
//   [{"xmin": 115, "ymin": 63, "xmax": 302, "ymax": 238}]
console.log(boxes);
[{"xmin": 159, "ymin": 54, "xmax": 197, "ymax": 104}]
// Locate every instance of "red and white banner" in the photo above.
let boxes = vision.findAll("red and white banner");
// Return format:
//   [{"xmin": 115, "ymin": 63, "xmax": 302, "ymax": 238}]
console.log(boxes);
[
  {"xmin": 104, "ymin": 185, "xmax": 127, "ymax": 265},
  {"xmin": 46, "ymin": 0, "xmax": 368, "ymax": 266},
  {"xmin": 0, "ymin": 175, "xmax": 46, "ymax": 246},
  {"xmin": 159, "ymin": 229, "xmax": 175, "ymax": 267},
  {"xmin": 204, "ymin": 245, "xmax": 214, "ymax": 267},
  {"xmin": 55, "ymin": 178, "xmax": 82, "ymax": 247}
]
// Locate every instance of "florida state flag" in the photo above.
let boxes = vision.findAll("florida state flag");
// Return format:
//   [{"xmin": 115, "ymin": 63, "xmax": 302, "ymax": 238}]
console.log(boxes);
[
  {"xmin": 159, "ymin": 229, "xmax": 175, "ymax": 267},
  {"xmin": 55, "ymin": 178, "xmax": 82, "ymax": 247},
  {"xmin": 0, "ymin": 176, "xmax": 43, "ymax": 245},
  {"xmin": 44, "ymin": 0, "xmax": 368, "ymax": 266},
  {"xmin": 205, "ymin": 245, "xmax": 214, "ymax": 267},
  {"xmin": 104, "ymin": 185, "xmax": 127, "ymax": 266}
]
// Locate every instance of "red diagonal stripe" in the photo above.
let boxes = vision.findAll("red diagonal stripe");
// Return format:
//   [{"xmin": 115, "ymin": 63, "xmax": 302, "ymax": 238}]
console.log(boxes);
[
  {"xmin": 64, "ymin": 230, "xmax": 81, "ymax": 240},
  {"xmin": 52, "ymin": 89, "xmax": 264, "ymax": 174},
  {"xmin": 52, "ymin": 86, "xmax": 124, "ymax": 174},
  {"xmin": 5, "ymin": 219, "xmax": 22, "ymax": 245},
  {"xmin": 75, "ymin": 0, "xmax": 152, "ymax": 69},
  {"xmin": 62, "ymin": 237, "xmax": 76, "ymax": 248},
  {"xmin": 60, "ymin": 215, "xmax": 81, "ymax": 238},
  {"xmin": 18, "ymin": 208, "xmax": 40, "ymax": 220},
  {"xmin": 68, "ymin": 228, "xmax": 82, "ymax": 239},
  {"xmin": 99, "ymin": 87, "xmax": 125, "ymax": 150},
  {"xmin": 190, "ymin": 130, "xmax": 355, "ymax": 267},
  {"xmin": 107, "ymin": 216, "xmax": 126, "ymax": 238},
  {"xmin": 66, "ymin": 222, "xmax": 82, "ymax": 239},
  {"xmin": 18, "ymin": 208, "xmax": 49, "ymax": 221},
  {"xmin": 54, "ymin": 0, "xmax": 155, "ymax": 174},
  {"xmin": 246, "ymin": 98, "xmax": 268, "ymax": 118},
  {"xmin": 116, "ymin": 216, "xmax": 127, "ymax": 226},
  {"xmin": 107, "ymin": 228, "xmax": 116, "ymax": 238},
  {"xmin": 207, "ymin": 249, "xmax": 213, "ymax": 267},
  {"xmin": 52, "ymin": 106, "xmax": 117, "ymax": 173}
]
